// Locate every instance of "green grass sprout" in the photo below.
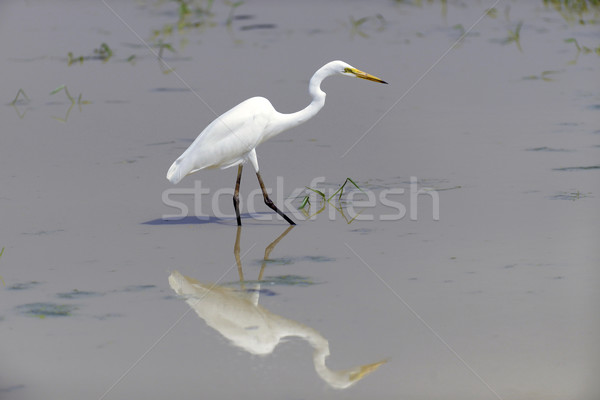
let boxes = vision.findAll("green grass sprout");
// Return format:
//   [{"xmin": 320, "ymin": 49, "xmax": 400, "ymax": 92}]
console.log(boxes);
[
  {"xmin": 298, "ymin": 196, "xmax": 311, "ymax": 210},
  {"xmin": 348, "ymin": 14, "xmax": 385, "ymax": 38},
  {"xmin": 544, "ymin": 0, "xmax": 600, "ymax": 25},
  {"xmin": 67, "ymin": 43, "xmax": 113, "ymax": 65},
  {"xmin": 505, "ymin": 21, "xmax": 523, "ymax": 52},
  {"xmin": 327, "ymin": 178, "xmax": 362, "ymax": 202},
  {"xmin": 486, "ymin": 8, "xmax": 498, "ymax": 18},
  {"xmin": 564, "ymin": 38, "xmax": 600, "ymax": 63},
  {"xmin": 67, "ymin": 52, "xmax": 84, "ymax": 66},
  {"xmin": 156, "ymin": 41, "xmax": 176, "ymax": 74},
  {"xmin": 50, "ymin": 85, "xmax": 89, "ymax": 122},
  {"xmin": 93, "ymin": 42, "xmax": 113, "ymax": 62},
  {"xmin": 298, "ymin": 178, "xmax": 364, "ymax": 223},
  {"xmin": 50, "ymin": 85, "xmax": 75, "ymax": 103},
  {"xmin": 10, "ymin": 88, "xmax": 30, "ymax": 105},
  {"xmin": 523, "ymin": 70, "xmax": 561, "ymax": 81}
]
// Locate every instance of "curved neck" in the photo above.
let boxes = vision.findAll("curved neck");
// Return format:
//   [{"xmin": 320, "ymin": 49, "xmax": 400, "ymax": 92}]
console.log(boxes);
[{"xmin": 266, "ymin": 68, "xmax": 329, "ymax": 138}]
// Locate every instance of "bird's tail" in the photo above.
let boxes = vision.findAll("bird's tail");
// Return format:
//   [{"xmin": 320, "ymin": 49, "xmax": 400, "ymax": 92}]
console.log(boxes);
[{"xmin": 166, "ymin": 158, "xmax": 187, "ymax": 184}]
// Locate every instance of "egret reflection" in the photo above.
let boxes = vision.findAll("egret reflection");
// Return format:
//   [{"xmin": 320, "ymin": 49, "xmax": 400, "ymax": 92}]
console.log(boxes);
[{"xmin": 168, "ymin": 227, "xmax": 386, "ymax": 389}]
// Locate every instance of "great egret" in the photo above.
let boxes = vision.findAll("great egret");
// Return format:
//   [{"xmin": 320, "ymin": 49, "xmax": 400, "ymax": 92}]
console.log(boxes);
[{"xmin": 166, "ymin": 60, "xmax": 387, "ymax": 225}]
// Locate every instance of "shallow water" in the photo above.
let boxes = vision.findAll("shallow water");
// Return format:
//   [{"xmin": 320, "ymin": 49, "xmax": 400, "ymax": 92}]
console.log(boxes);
[{"xmin": 1, "ymin": 1, "xmax": 599, "ymax": 399}]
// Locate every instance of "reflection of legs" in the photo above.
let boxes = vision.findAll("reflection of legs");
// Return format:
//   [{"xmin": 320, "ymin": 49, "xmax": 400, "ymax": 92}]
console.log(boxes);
[
  {"xmin": 259, "ymin": 226, "xmax": 295, "ymax": 280},
  {"xmin": 233, "ymin": 165, "xmax": 243, "ymax": 226},
  {"xmin": 234, "ymin": 226, "xmax": 244, "ymax": 286},
  {"xmin": 256, "ymin": 172, "xmax": 296, "ymax": 225}
]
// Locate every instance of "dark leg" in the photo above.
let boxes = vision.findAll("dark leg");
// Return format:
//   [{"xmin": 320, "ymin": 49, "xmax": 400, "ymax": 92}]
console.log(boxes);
[
  {"xmin": 256, "ymin": 172, "xmax": 296, "ymax": 225},
  {"xmin": 233, "ymin": 165, "xmax": 243, "ymax": 226}
]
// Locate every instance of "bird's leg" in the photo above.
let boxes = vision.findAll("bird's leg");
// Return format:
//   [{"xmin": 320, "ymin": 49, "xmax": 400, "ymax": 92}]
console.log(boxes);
[
  {"xmin": 233, "ymin": 165, "xmax": 243, "ymax": 226},
  {"xmin": 255, "ymin": 172, "xmax": 296, "ymax": 225}
]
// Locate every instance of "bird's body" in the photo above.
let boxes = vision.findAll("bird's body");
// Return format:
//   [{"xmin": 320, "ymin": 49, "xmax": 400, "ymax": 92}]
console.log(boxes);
[{"xmin": 166, "ymin": 60, "xmax": 387, "ymax": 225}]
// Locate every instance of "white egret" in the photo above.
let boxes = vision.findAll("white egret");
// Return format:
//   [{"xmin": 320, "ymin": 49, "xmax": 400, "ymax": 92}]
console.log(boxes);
[{"xmin": 166, "ymin": 60, "xmax": 387, "ymax": 225}]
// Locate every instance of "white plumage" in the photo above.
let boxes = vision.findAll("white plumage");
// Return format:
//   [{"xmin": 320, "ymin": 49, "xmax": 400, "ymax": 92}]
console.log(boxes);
[{"xmin": 166, "ymin": 60, "xmax": 387, "ymax": 225}]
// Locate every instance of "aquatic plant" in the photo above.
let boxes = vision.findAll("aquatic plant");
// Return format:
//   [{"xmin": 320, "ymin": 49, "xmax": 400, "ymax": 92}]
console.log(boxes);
[
  {"xmin": 551, "ymin": 190, "xmax": 592, "ymax": 200},
  {"xmin": 225, "ymin": 1, "xmax": 244, "ymax": 27},
  {"xmin": 67, "ymin": 42, "xmax": 113, "ymax": 65},
  {"xmin": 10, "ymin": 89, "xmax": 31, "ymax": 118},
  {"xmin": 560, "ymin": 37, "xmax": 600, "ymax": 64},
  {"xmin": 10, "ymin": 89, "xmax": 30, "ymax": 105},
  {"xmin": 485, "ymin": 8, "xmax": 498, "ymax": 18},
  {"xmin": 329, "ymin": 178, "xmax": 363, "ymax": 202},
  {"xmin": 504, "ymin": 21, "xmax": 523, "ymax": 52},
  {"xmin": 394, "ymin": 0, "xmax": 447, "ymax": 18},
  {"xmin": 544, "ymin": 0, "xmax": 600, "ymax": 24},
  {"xmin": 151, "ymin": 0, "xmax": 215, "ymax": 41},
  {"xmin": 299, "ymin": 177, "xmax": 362, "ymax": 210},
  {"xmin": 156, "ymin": 40, "xmax": 176, "ymax": 74},
  {"xmin": 522, "ymin": 70, "xmax": 561, "ymax": 81},
  {"xmin": 298, "ymin": 178, "xmax": 365, "ymax": 223},
  {"xmin": 348, "ymin": 14, "xmax": 386, "ymax": 38},
  {"xmin": 50, "ymin": 85, "xmax": 89, "ymax": 106},
  {"xmin": 94, "ymin": 42, "xmax": 113, "ymax": 62},
  {"xmin": 50, "ymin": 85, "xmax": 75, "ymax": 103},
  {"xmin": 67, "ymin": 52, "xmax": 84, "ymax": 66},
  {"xmin": 50, "ymin": 85, "xmax": 90, "ymax": 122}
]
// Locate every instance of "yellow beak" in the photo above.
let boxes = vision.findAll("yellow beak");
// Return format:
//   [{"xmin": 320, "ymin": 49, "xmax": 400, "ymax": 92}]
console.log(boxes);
[
  {"xmin": 348, "ymin": 359, "xmax": 389, "ymax": 382},
  {"xmin": 346, "ymin": 67, "xmax": 388, "ymax": 84}
]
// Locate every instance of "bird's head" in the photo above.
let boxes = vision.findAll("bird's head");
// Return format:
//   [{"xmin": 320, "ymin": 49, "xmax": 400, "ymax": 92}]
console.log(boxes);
[{"xmin": 335, "ymin": 60, "xmax": 388, "ymax": 84}]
